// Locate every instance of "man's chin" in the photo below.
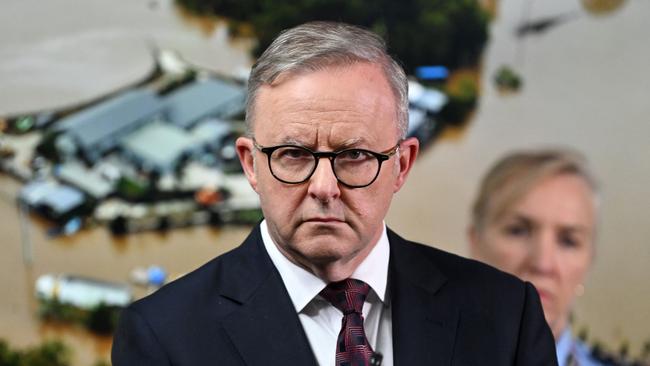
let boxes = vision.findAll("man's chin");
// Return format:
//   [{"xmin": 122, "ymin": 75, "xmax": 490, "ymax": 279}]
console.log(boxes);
[{"xmin": 290, "ymin": 239, "xmax": 357, "ymax": 267}]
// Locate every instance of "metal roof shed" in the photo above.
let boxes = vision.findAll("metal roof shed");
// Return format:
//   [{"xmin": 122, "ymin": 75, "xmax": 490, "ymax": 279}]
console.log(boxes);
[
  {"xmin": 121, "ymin": 121, "xmax": 199, "ymax": 173},
  {"xmin": 56, "ymin": 89, "xmax": 162, "ymax": 161},
  {"xmin": 163, "ymin": 79, "xmax": 245, "ymax": 129}
]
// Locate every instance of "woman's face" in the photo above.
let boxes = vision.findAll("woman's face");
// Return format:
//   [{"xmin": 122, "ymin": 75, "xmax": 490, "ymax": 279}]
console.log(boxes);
[{"xmin": 470, "ymin": 174, "xmax": 596, "ymax": 339}]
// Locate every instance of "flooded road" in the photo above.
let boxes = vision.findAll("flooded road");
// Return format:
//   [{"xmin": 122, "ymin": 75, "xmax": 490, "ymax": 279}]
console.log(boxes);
[{"xmin": 1, "ymin": 0, "xmax": 649, "ymax": 363}]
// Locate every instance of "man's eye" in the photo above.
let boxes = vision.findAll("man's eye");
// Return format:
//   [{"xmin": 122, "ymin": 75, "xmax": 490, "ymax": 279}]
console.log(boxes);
[
  {"xmin": 278, "ymin": 148, "xmax": 311, "ymax": 159},
  {"xmin": 338, "ymin": 150, "xmax": 370, "ymax": 161}
]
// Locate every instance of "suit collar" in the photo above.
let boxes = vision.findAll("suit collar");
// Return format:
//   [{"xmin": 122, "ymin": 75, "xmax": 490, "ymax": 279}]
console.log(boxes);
[
  {"xmin": 218, "ymin": 225, "xmax": 319, "ymax": 366},
  {"xmin": 388, "ymin": 229, "xmax": 459, "ymax": 366},
  {"xmin": 218, "ymin": 226, "xmax": 460, "ymax": 365},
  {"xmin": 215, "ymin": 226, "xmax": 273, "ymax": 304},
  {"xmin": 259, "ymin": 219, "xmax": 326, "ymax": 312}
]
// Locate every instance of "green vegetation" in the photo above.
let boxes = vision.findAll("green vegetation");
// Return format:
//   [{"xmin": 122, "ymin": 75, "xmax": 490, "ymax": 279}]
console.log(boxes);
[
  {"xmin": 215, "ymin": 208, "xmax": 264, "ymax": 226},
  {"xmin": 84, "ymin": 303, "xmax": 122, "ymax": 335},
  {"xmin": 175, "ymin": 0, "xmax": 489, "ymax": 72},
  {"xmin": 14, "ymin": 116, "xmax": 35, "ymax": 133},
  {"xmin": 494, "ymin": 65, "xmax": 523, "ymax": 91},
  {"xmin": 440, "ymin": 75, "xmax": 479, "ymax": 124},
  {"xmin": 231, "ymin": 208, "xmax": 264, "ymax": 224},
  {"xmin": 0, "ymin": 339, "xmax": 71, "ymax": 366},
  {"xmin": 38, "ymin": 298, "xmax": 122, "ymax": 335},
  {"xmin": 38, "ymin": 298, "xmax": 85, "ymax": 324},
  {"xmin": 116, "ymin": 176, "xmax": 149, "ymax": 200}
]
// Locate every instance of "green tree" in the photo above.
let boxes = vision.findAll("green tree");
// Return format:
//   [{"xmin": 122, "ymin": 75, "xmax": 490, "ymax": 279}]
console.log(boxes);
[
  {"xmin": 175, "ymin": 0, "xmax": 489, "ymax": 72},
  {"xmin": 18, "ymin": 340, "xmax": 70, "ymax": 366},
  {"xmin": 440, "ymin": 75, "xmax": 478, "ymax": 124},
  {"xmin": 85, "ymin": 303, "xmax": 120, "ymax": 335},
  {"xmin": 0, "ymin": 339, "xmax": 20, "ymax": 366}
]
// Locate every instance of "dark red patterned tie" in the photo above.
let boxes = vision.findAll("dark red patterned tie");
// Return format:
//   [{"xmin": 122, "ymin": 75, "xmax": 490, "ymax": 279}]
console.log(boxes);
[{"xmin": 320, "ymin": 278, "xmax": 374, "ymax": 366}]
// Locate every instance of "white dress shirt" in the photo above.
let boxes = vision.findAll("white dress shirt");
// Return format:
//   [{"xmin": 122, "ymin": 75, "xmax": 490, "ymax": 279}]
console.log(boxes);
[{"xmin": 261, "ymin": 220, "xmax": 393, "ymax": 366}]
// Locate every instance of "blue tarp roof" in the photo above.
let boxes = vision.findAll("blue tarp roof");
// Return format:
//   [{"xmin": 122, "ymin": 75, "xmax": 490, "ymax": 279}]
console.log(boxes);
[{"xmin": 415, "ymin": 66, "xmax": 449, "ymax": 80}]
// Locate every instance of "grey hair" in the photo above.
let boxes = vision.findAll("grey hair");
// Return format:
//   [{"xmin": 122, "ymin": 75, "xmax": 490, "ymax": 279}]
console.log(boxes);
[
  {"xmin": 471, "ymin": 148, "xmax": 600, "ymax": 233},
  {"xmin": 245, "ymin": 21, "xmax": 408, "ymax": 138}
]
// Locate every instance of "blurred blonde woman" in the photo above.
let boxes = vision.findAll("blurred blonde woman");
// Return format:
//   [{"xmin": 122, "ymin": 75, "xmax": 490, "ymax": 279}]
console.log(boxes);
[{"xmin": 468, "ymin": 149, "xmax": 613, "ymax": 366}]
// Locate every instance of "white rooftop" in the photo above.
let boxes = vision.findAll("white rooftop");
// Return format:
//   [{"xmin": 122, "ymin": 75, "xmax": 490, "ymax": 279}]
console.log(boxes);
[{"xmin": 121, "ymin": 121, "xmax": 197, "ymax": 170}]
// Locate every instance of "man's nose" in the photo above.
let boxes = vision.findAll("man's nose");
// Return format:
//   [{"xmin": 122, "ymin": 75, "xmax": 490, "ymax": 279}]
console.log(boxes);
[
  {"xmin": 529, "ymin": 230, "xmax": 558, "ymax": 275},
  {"xmin": 307, "ymin": 158, "xmax": 341, "ymax": 202}
]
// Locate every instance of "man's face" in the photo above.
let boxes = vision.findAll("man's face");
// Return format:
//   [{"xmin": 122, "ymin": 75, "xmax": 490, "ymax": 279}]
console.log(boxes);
[
  {"xmin": 237, "ymin": 62, "xmax": 417, "ymax": 280},
  {"xmin": 470, "ymin": 174, "xmax": 595, "ymax": 339}
]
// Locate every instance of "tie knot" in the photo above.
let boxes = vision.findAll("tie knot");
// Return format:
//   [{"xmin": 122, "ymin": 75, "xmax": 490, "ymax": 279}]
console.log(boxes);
[{"xmin": 320, "ymin": 278, "xmax": 370, "ymax": 315}]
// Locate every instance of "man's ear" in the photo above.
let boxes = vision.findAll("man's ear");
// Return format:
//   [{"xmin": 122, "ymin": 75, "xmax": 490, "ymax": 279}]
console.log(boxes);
[
  {"xmin": 235, "ymin": 137, "xmax": 258, "ymax": 192},
  {"xmin": 393, "ymin": 137, "xmax": 419, "ymax": 193}
]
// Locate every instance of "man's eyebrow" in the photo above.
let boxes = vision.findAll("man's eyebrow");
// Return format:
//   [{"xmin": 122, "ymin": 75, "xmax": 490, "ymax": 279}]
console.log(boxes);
[
  {"xmin": 335, "ymin": 137, "xmax": 366, "ymax": 149},
  {"xmin": 275, "ymin": 137, "xmax": 308, "ymax": 146},
  {"xmin": 275, "ymin": 137, "xmax": 367, "ymax": 150}
]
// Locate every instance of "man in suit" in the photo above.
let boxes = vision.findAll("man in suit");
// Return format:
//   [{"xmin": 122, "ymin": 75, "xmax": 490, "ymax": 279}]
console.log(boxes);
[{"xmin": 112, "ymin": 21, "xmax": 557, "ymax": 365}]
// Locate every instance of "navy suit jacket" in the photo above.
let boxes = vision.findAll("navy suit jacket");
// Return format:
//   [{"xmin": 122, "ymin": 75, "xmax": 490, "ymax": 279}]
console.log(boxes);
[{"xmin": 112, "ymin": 226, "xmax": 557, "ymax": 365}]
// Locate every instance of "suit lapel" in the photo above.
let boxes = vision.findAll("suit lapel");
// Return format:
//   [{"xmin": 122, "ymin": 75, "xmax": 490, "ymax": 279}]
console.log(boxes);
[
  {"xmin": 219, "ymin": 227, "xmax": 318, "ymax": 366},
  {"xmin": 388, "ymin": 229, "xmax": 459, "ymax": 366}
]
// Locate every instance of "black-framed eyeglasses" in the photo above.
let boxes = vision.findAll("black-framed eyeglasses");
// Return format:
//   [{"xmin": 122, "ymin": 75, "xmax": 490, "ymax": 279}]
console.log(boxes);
[{"xmin": 252, "ymin": 138, "xmax": 401, "ymax": 188}]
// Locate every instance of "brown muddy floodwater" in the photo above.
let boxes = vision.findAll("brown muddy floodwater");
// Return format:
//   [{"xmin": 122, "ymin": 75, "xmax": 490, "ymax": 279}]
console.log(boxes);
[
  {"xmin": 1, "ymin": 0, "xmax": 649, "ymax": 364},
  {"xmin": 0, "ymin": 175, "xmax": 253, "ymax": 364}
]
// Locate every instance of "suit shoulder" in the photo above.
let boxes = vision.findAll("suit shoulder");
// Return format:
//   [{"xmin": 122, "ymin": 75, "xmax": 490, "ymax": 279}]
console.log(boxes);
[
  {"xmin": 391, "ymin": 231, "xmax": 527, "ymax": 295},
  {"xmin": 128, "ymin": 252, "xmax": 221, "ymax": 315},
  {"xmin": 131, "ymin": 227, "xmax": 267, "ymax": 313},
  {"xmin": 129, "ymin": 236, "xmax": 259, "ymax": 318}
]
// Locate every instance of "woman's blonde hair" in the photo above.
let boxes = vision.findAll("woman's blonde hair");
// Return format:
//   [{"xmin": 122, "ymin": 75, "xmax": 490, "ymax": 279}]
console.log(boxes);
[{"xmin": 471, "ymin": 148, "xmax": 599, "ymax": 232}]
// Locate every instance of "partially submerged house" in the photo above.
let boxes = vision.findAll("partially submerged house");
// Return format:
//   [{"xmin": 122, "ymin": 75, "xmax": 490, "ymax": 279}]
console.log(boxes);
[
  {"xmin": 19, "ymin": 180, "xmax": 86, "ymax": 223},
  {"xmin": 35, "ymin": 273, "xmax": 132, "ymax": 309}
]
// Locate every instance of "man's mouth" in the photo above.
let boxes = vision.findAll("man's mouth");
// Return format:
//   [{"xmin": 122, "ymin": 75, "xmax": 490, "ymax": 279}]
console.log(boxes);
[{"xmin": 305, "ymin": 217, "xmax": 344, "ymax": 223}]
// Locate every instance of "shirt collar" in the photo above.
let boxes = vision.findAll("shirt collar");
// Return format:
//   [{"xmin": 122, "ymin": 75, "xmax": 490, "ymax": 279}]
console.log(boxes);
[
  {"xmin": 260, "ymin": 219, "xmax": 390, "ymax": 313},
  {"xmin": 555, "ymin": 327, "xmax": 572, "ymax": 366}
]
